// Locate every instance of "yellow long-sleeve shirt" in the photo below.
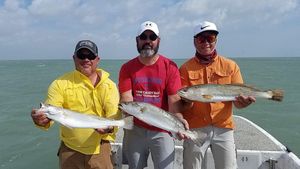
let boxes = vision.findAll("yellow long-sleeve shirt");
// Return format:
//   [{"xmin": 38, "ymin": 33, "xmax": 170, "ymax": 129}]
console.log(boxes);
[{"xmin": 41, "ymin": 69, "xmax": 120, "ymax": 154}]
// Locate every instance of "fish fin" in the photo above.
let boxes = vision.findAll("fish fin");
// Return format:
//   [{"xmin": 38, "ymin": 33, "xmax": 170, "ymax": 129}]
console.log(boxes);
[
  {"xmin": 202, "ymin": 94, "xmax": 213, "ymax": 99},
  {"xmin": 269, "ymin": 89, "xmax": 284, "ymax": 102},
  {"xmin": 171, "ymin": 132, "xmax": 179, "ymax": 139},
  {"xmin": 122, "ymin": 116, "xmax": 134, "ymax": 130},
  {"xmin": 186, "ymin": 130, "xmax": 198, "ymax": 141},
  {"xmin": 188, "ymin": 131, "xmax": 205, "ymax": 147},
  {"xmin": 62, "ymin": 123, "xmax": 74, "ymax": 129},
  {"xmin": 230, "ymin": 83, "xmax": 261, "ymax": 91},
  {"xmin": 59, "ymin": 121, "xmax": 74, "ymax": 129}
]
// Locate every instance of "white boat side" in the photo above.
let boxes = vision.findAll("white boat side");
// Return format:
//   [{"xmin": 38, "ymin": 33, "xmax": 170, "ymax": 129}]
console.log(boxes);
[{"xmin": 110, "ymin": 115, "xmax": 300, "ymax": 169}]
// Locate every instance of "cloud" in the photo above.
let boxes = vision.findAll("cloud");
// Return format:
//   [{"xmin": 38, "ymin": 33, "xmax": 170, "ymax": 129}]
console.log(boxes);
[
  {"xmin": 0, "ymin": 0, "xmax": 299, "ymax": 60},
  {"xmin": 28, "ymin": 0, "xmax": 79, "ymax": 16}
]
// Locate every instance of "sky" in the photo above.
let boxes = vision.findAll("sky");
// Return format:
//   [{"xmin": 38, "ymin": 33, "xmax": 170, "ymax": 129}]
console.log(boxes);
[{"xmin": 0, "ymin": 0, "xmax": 299, "ymax": 60}]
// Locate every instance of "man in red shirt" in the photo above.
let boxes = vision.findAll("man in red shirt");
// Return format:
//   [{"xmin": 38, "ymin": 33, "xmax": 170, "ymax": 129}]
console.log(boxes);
[{"xmin": 119, "ymin": 21, "xmax": 186, "ymax": 169}]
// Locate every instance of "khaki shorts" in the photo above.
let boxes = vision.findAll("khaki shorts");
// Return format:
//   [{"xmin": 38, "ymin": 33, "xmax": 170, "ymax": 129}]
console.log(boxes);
[{"xmin": 58, "ymin": 141, "xmax": 113, "ymax": 169}]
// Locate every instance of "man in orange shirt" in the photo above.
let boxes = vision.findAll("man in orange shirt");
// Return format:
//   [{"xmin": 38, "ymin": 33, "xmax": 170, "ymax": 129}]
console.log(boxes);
[{"xmin": 179, "ymin": 21, "xmax": 255, "ymax": 169}]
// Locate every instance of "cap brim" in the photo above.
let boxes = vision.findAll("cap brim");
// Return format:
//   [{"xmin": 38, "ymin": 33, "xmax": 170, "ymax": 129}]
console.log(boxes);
[
  {"xmin": 75, "ymin": 47, "xmax": 97, "ymax": 56},
  {"xmin": 195, "ymin": 30, "xmax": 218, "ymax": 37}
]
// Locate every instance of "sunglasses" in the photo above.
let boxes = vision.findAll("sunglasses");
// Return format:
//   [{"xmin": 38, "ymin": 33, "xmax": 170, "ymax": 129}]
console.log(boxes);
[
  {"xmin": 194, "ymin": 35, "xmax": 217, "ymax": 43},
  {"xmin": 76, "ymin": 51, "xmax": 97, "ymax": 60},
  {"xmin": 139, "ymin": 33, "xmax": 158, "ymax": 41}
]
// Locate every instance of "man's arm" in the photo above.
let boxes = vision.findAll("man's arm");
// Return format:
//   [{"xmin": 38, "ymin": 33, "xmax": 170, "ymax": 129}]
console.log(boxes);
[
  {"xmin": 120, "ymin": 90, "xmax": 134, "ymax": 102},
  {"xmin": 168, "ymin": 94, "xmax": 190, "ymax": 139}
]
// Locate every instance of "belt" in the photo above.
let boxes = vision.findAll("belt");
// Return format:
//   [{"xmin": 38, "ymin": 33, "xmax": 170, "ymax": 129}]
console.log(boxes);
[{"xmin": 100, "ymin": 140, "xmax": 110, "ymax": 144}]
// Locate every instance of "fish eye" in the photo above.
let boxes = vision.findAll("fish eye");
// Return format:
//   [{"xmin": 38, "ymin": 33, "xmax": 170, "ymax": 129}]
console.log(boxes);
[
  {"xmin": 47, "ymin": 111, "xmax": 54, "ymax": 115},
  {"xmin": 47, "ymin": 111, "xmax": 57, "ymax": 115}
]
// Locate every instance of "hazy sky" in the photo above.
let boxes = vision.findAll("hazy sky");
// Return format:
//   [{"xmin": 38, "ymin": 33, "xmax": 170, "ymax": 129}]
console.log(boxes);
[{"xmin": 0, "ymin": 0, "xmax": 299, "ymax": 60}]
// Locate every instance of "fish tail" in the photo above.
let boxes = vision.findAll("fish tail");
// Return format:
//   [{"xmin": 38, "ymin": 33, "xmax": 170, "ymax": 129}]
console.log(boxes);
[
  {"xmin": 269, "ymin": 89, "xmax": 284, "ymax": 102},
  {"xmin": 122, "ymin": 116, "xmax": 134, "ymax": 130},
  {"xmin": 188, "ymin": 131, "xmax": 198, "ymax": 141}
]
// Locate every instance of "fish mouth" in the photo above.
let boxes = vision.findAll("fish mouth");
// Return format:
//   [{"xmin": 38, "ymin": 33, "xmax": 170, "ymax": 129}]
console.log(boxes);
[
  {"xmin": 118, "ymin": 103, "xmax": 124, "ymax": 109},
  {"xmin": 177, "ymin": 90, "xmax": 186, "ymax": 97}
]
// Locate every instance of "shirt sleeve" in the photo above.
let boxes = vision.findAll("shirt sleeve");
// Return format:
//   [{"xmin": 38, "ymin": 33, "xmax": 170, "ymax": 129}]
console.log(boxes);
[
  {"xmin": 118, "ymin": 64, "xmax": 132, "ymax": 93},
  {"xmin": 45, "ymin": 79, "xmax": 64, "ymax": 107},
  {"xmin": 231, "ymin": 63, "xmax": 244, "ymax": 84},
  {"xmin": 166, "ymin": 61, "xmax": 182, "ymax": 95},
  {"xmin": 36, "ymin": 79, "xmax": 63, "ymax": 130},
  {"xmin": 101, "ymin": 81, "xmax": 121, "ymax": 141},
  {"xmin": 179, "ymin": 64, "xmax": 189, "ymax": 88}
]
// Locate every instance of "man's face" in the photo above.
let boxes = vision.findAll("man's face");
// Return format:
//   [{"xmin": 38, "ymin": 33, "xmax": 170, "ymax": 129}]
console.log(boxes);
[
  {"xmin": 194, "ymin": 31, "xmax": 217, "ymax": 55},
  {"xmin": 136, "ymin": 30, "xmax": 160, "ymax": 58},
  {"xmin": 73, "ymin": 48, "xmax": 99, "ymax": 77}
]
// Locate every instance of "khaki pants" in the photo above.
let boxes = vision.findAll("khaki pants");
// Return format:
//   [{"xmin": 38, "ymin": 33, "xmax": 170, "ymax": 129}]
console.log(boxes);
[
  {"xmin": 58, "ymin": 141, "xmax": 113, "ymax": 169},
  {"xmin": 183, "ymin": 126, "xmax": 237, "ymax": 169},
  {"xmin": 123, "ymin": 126, "xmax": 175, "ymax": 169}
]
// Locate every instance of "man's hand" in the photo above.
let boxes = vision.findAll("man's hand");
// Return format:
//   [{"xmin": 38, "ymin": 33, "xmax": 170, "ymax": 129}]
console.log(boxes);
[
  {"xmin": 95, "ymin": 126, "xmax": 114, "ymax": 134},
  {"xmin": 31, "ymin": 109, "xmax": 51, "ymax": 127},
  {"xmin": 180, "ymin": 97, "xmax": 194, "ymax": 111},
  {"xmin": 234, "ymin": 95, "xmax": 256, "ymax": 109},
  {"xmin": 175, "ymin": 115, "xmax": 191, "ymax": 140}
]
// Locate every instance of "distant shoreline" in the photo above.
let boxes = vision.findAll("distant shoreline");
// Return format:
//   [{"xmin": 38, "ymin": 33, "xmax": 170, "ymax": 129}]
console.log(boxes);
[{"xmin": 1, "ymin": 56, "xmax": 299, "ymax": 62}]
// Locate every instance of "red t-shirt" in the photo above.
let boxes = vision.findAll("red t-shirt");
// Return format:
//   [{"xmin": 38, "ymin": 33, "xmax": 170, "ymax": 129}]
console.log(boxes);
[{"xmin": 119, "ymin": 55, "xmax": 181, "ymax": 131}]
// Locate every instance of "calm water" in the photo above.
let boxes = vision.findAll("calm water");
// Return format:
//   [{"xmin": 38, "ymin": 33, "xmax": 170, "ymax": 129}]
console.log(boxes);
[{"xmin": 0, "ymin": 57, "xmax": 299, "ymax": 169}]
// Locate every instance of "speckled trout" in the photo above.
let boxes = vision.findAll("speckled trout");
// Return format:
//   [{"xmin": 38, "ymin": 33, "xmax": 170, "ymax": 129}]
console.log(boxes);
[
  {"xmin": 178, "ymin": 84, "xmax": 284, "ymax": 102},
  {"xmin": 38, "ymin": 103, "xmax": 133, "ymax": 129},
  {"xmin": 119, "ymin": 101, "xmax": 201, "ymax": 142}
]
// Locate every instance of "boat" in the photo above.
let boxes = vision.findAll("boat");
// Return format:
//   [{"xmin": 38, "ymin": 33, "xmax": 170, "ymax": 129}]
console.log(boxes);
[{"xmin": 110, "ymin": 115, "xmax": 300, "ymax": 169}]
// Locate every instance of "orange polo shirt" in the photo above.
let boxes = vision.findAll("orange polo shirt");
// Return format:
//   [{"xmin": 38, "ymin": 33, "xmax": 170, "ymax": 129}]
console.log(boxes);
[{"xmin": 179, "ymin": 55, "xmax": 243, "ymax": 129}]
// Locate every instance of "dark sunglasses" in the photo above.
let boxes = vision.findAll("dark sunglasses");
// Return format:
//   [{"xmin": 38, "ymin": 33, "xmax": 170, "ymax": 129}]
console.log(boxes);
[
  {"xmin": 139, "ymin": 33, "xmax": 158, "ymax": 41},
  {"xmin": 76, "ymin": 51, "xmax": 97, "ymax": 60},
  {"xmin": 194, "ymin": 35, "xmax": 217, "ymax": 43}
]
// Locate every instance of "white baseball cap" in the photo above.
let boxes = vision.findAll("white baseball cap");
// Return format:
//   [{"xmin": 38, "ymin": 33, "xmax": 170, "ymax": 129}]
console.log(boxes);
[
  {"xmin": 137, "ymin": 21, "xmax": 159, "ymax": 36},
  {"xmin": 194, "ymin": 21, "xmax": 218, "ymax": 36}
]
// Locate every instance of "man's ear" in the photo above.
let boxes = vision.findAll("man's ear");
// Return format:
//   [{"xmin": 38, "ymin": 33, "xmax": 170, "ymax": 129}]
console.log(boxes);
[{"xmin": 157, "ymin": 37, "xmax": 161, "ymax": 43}]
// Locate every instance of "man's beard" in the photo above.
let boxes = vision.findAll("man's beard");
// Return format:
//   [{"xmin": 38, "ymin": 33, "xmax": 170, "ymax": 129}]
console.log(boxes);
[{"xmin": 137, "ymin": 44, "xmax": 159, "ymax": 58}]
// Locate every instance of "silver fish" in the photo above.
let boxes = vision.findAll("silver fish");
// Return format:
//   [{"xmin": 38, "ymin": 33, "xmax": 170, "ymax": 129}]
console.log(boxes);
[
  {"xmin": 119, "ymin": 101, "xmax": 200, "ymax": 142},
  {"xmin": 178, "ymin": 84, "xmax": 284, "ymax": 102},
  {"xmin": 38, "ymin": 103, "xmax": 133, "ymax": 129}
]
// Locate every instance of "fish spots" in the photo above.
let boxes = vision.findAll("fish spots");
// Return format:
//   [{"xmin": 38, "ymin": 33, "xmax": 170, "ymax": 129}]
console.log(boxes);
[
  {"xmin": 140, "ymin": 107, "xmax": 147, "ymax": 113},
  {"xmin": 202, "ymin": 94, "xmax": 213, "ymax": 99}
]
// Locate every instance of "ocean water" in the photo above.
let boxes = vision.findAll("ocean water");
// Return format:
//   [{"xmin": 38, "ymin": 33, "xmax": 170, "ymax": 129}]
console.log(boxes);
[{"xmin": 0, "ymin": 57, "xmax": 299, "ymax": 169}]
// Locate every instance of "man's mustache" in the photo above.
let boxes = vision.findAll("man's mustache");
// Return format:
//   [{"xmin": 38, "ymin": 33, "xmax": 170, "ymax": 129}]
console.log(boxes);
[{"xmin": 142, "ymin": 43, "xmax": 152, "ymax": 49}]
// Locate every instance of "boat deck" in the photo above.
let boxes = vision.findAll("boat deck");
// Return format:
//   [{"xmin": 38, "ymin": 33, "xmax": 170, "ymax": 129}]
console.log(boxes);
[
  {"xmin": 115, "ymin": 115, "xmax": 284, "ymax": 151},
  {"xmin": 112, "ymin": 115, "xmax": 293, "ymax": 169},
  {"xmin": 233, "ymin": 116, "xmax": 284, "ymax": 151}
]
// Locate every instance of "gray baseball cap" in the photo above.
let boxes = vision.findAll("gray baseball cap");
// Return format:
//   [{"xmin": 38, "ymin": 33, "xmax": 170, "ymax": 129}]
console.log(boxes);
[{"xmin": 74, "ymin": 40, "xmax": 98, "ymax": 56}]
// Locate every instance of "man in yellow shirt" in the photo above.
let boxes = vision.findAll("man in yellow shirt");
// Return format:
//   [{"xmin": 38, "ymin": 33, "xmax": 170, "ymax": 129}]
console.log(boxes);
[
  {"xmin": 31, "ymin": 40, "xmax": 120, "ymax": 169},
  {"xmin": 179, "ymin": 21, "xmax": 255, "ymax": 169}
]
